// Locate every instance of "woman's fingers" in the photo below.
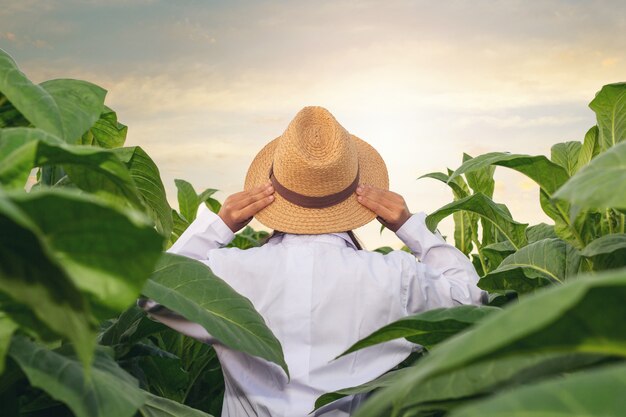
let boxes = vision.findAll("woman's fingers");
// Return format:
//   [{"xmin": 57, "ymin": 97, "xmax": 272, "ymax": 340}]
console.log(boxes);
[
  {"xmin": 356, "ymin": 191, "xmax": 395, "ymax": 219},
  {"xmin": 232, "ymin": 183, "xmax": 274, "ymax": 209},
  {"xmin": 356, "ymin": 185, "xmax": 411, "ymax": 231},
  {"xmin": 239, "ymin": 193, "xmax": 274, "ymax": 220},
  {"xmin": 219, "ymin": 182, "xmax": 275, "ymax": 232}
]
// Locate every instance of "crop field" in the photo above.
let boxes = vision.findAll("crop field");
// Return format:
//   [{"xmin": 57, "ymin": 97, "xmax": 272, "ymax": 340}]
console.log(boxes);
[{"xmin": 1, "ymin": 47, "xmax": 626, "ymax": 417}]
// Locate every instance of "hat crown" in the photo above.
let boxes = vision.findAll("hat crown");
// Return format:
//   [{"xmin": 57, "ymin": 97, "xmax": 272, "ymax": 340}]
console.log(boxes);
[{"xmin": 273, "ymin": 106, "xmax": 359, "ymax": 197}]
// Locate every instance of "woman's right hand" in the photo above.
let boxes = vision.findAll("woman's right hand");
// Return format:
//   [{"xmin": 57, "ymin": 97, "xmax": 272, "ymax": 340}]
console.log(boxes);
[
  {"xmin": 356, "ymin": 185, "xmax": 412, "ymax": 232},
  {"xmin": 218, "ymin": 182, "xmax": 275, "ymax": 233}
]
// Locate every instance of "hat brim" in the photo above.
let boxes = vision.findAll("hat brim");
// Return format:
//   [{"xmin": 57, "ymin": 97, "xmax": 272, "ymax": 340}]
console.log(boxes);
[{"xmin": 244, "ymin": 134, "xmax": 389, "ymax": 234}]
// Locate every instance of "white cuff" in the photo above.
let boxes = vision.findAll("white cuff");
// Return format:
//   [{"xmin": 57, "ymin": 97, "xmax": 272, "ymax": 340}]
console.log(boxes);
[
  {"xmin": 395, "ymin": 212, "xmax": 446, "ymax": 259},
  {"xmin": 168, "ymin": 206, "xmax": 235, "ymax": 258}
]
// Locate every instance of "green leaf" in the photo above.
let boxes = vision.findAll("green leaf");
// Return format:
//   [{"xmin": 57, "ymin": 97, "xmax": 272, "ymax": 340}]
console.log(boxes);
[
  {"xmin": 526, "ymin": 223, "xmax": 557, "ymax": 243},
  {"xmin": 480, "ymin": 241, "xmax": 515, "ymax": 270},
  {"xmin": 582, "ymin": 234, "xmax": 626, "ymax": 257},
  {"xmin": 453, "ymin": 210, "xmax": 475, "ymax": 256},
  {"xmin": 448, "ymin": 152, "xmax": 569, "ymax": 195},
  {"xmin": 139, "ymin": 392, "xmax": 213, "ymax": 417},
  {"xmin": 0, "ymin": 312, "xmax": 18, "ymax": 374},
  {"xmin": 554, "ymin": 141, "xmax": 626, "ymax": 210},
  {"xmin": 9, "ymin": 336, "xmax": 146, "ymax": 417},
  {"xmin": 426, "ymin": 193, "xmax": 528, "ymax": 250},
  {"xmin": 113, "ymin": 146, "xmax": 173, "ymax": 238},
  {"xmin": 480, "ymin": 238, "xmax": 581, "ymax": 294},
  {"xmin": 581, "ymin": 234, "xmax": 626, "ymax": 270},
  {"xmin": 0, "ymin": 192, "xmax": 96, "ymax": 367},
  {"xmin": 84, "ymin": 106, "xmax": 127, "ymax": 149},
  {"xmin": 317, "ymin": 353, "xmax": 605, "ymax": 413},
  {"xmin": 589, "ymin": 82, "xmax": 626, "ymax": 151},
  {"xmin": 463, "ymin": 153, "xmax": 495, "ymax": 197},
  {"xmin": 339, "ymin": 306, "xmax": 498, "ymax": 356},
  {"xmin": 142, "ymin": 253, "xmax": 289, "ymax": 377},
  {"xmin": 175, "ymin": 179, "xmax": 200, "ymax": 223},
  {"xmin": 39, "ymin": 79, "xmax": 106, "ymax": 144},
  {"xmin": 98, "ymin": 306, "xmax": 164, "ymax": 347},
  {"xmin": 0, "ymin": 48, "xmax": 64, "ymax": 138},
  {"xmin": 0, "ymin": 128, "xmax": 143, "ymax": 208},
  {"xmin": 168, "ymin": 209, "xmax": 190, "ymax": 247},
  {"xmin": 576, "ymin": 126, "xmax": 600, "ymax": 172},
  {"xmin": 10, "ymin": 189, "xmax": 163, "ymax": 314},
  {"xmin": 450, "ymin": 362, "xmax": 626, "ymax": 417},
  {"xmin": 351, "ymin": 268, "xmax": 626, "ymax": 417},
  {"xmin": 551, "ymin": 141, "xmax": 582, "ymax": 176},
  {"xmin": 419, "ymin": 171, "xmax": 468, "ymax": 199}
]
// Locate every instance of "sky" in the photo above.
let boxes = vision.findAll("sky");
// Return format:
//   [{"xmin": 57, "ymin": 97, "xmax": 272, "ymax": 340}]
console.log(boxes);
[{"xmin": 1, "ymin": 0, "xmax": 625, "ymax": 248}]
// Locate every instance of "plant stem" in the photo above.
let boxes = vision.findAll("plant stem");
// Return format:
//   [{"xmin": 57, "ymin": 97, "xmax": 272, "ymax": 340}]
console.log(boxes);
[
  {"xmin": 471, "ymin": 236, "xmax": 488, "ymax": 274},
  {"xmin": 606, "ymin": 210, "xmax": 614, "ymax": 234},
  {"xmin": 620, "ymin": 213, "xmax": 625, "ymax": 234}
]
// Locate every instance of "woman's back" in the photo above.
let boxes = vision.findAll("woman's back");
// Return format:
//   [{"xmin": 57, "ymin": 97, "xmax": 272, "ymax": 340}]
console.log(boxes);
[{"xmin": 145, "ymin": 208, "xmax": 485, "ymax": 417}]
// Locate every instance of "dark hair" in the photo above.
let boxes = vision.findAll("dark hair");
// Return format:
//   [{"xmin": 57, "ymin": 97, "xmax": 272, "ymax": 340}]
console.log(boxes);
[{"xmin": 262, "ymin": 230, "xmax": 364, "ymax": 250}]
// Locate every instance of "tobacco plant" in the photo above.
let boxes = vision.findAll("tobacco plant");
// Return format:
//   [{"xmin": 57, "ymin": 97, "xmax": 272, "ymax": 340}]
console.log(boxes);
[{"xmin": 0, "ymin": 48, "xmax": 283, "ymax": 417}]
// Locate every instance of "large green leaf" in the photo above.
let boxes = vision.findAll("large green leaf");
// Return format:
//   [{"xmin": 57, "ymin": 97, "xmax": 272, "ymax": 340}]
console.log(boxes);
[
  {"xmin": 0, "ymin": 48, "xmax": 64, "ymax": 138},
  {"xmin": 554, "ymin": 141, "xmax": 626, "ymax": 210},
  {"xmin": 576, "ymin": 126, "xmax": 600, "ymax": 172},
  {"xmin": 450, "ymin": 361, "xmax": 626, "ymax": 417},
  {"xmin": 551, "ymin": 141, "xmax": 582, "ymax": 176},
  {"xmin": 139, "ymin": 392, "xmax": 213, "ymax": 417},
  {"xmin": 448, "ymin": 152, "xmax": 569, "ymax": 195},
  {"xmin": 39, "ymin": 79, "xmax": 106, "ymax": 144},
  {"xmin": 426, "ymin": 193, "xmax": 528, "ymax": 250},
  {"xmin": 352, "ymin": 268, "xmax": 626, "ymax": 417},
  {"xmin": 82, "ymin": 106, "xmax": 127, "ymax": 149},
  {"xmin": 114, "ymin": 146, "xmax": 173, "ymax": 238},
  {"xmin": 479, "ymin": 238, "xmax": 581, "ymax": 294},
  {"xmin": 9, "ymin": 336, "xmax": 146, "ymax": 417},
  {"xmin": 0, "ymin": 127, "xmax": 143, "ymax": 208},
  {"xmin": 142, "ymin": 253, "xmax": 289, "ymax": 376},
  {"xmin": 0, "ymin": 192, "xmax": 95, "ymax": 366},
  {"xmin": 589, "ymin": 82, "xmax": 626, "ymax": 152},
  {"xmin": 316, "ymin": 353, "xmax": 606, "ymax": 413},
  {"xmin": 10, "ymin": 189, "xmax": 163, "ymax": 314},
  {"xmin": 339, "ymin": 306, "xmax": 498, "ymax": 356}
]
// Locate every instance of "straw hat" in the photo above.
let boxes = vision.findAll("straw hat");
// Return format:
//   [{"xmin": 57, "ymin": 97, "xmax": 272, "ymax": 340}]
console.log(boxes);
[{"xmin": 244, "ymin": 106, "xmax": 389, "ymax": 234}]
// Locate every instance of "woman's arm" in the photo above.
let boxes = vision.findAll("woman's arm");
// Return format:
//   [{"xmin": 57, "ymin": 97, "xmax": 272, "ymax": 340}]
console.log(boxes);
[
  {"xmin": 356, "ymin": 185, "xmax": 487, "ymax": 313},
  {"xmin": 138, "ymin": 182, "xmax": 275, "ymax": 343}
]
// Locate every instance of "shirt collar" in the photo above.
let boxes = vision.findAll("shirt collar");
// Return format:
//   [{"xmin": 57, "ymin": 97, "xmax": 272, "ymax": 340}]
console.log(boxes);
[{"xmin": 268, "ymin": 232, "xmax": 358, "ymax": 250}]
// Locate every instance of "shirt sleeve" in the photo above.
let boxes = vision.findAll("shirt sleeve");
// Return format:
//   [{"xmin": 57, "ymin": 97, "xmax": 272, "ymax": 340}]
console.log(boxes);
[
  {"xmin": 137, "ymin": 205, "xmax": 236, "ymax": 344},
  {"xmin": 395, "ymin": 212, "xmax": 488, "ymax": 314}
]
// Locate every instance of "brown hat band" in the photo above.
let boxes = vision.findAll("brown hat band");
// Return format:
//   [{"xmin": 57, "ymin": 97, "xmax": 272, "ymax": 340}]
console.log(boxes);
[{"xmin": 269, "ymin": 164, "xmax": 360, "ymax": 209}]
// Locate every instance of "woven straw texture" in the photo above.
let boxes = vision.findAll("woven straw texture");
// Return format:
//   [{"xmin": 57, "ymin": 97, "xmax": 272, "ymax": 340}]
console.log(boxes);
[{"xmin": 244, "ymin": 106, "xmax": 389, "ymax": 234}]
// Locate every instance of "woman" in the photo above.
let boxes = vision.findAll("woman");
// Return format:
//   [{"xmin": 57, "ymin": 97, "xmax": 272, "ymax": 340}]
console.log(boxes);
[{"xmin": 140, "ymin": 106, "xmax": 486, "ymax": 416}]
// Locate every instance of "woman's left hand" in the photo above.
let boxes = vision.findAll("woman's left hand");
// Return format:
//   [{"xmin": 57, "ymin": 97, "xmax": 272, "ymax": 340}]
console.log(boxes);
[
  {"xmin": 218, "ymin": 182, "xmax": 275, "ymax": 232},
  {"xmin": 356, "ymin": 184, "xmax": 411, "ymax": 232}
]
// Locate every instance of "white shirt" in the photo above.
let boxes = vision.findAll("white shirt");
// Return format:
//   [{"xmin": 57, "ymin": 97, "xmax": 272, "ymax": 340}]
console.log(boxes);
[{"xmin": 141, "ymin": 206, "xmax": 486, "ymax": 417}]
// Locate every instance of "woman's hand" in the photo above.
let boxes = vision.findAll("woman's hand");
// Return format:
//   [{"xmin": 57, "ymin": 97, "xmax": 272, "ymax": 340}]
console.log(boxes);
[
  {"xmin": 218, "ymin": 182, "xmax": 275, "ymax": 233},
  {"xmin": 356, "ymin": 185, "xmax": 411, "ymax": 232}
]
